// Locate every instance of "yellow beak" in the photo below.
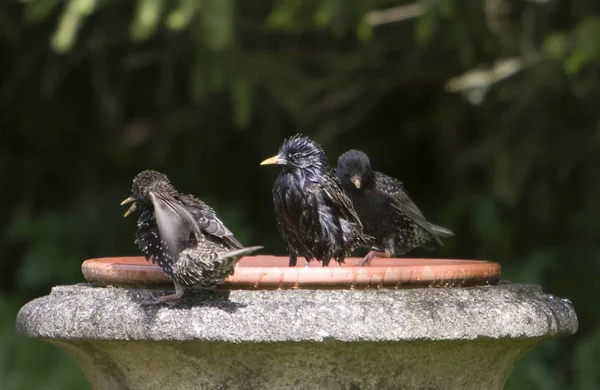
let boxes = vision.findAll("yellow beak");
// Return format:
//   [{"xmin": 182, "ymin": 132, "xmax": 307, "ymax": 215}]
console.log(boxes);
[
  {"xmin": 121, "ymin": 196, "xmax": 137, "ymax": 217},
  {"xmin": 260, "ymin": 155, "xmax": 285, "ymax": 165},
  {"xmin": 352, "ymin": 176, "xmax": 361, "ymax": 189},
  {"xmin": 120, "ymin": 196, "xmax": 135, "ymax": 205}
]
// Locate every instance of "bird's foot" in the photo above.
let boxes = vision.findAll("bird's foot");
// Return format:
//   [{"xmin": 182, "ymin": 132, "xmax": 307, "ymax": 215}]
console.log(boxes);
[
  {"xmin": 288, "ymin": 254, "xmax": 297, "ymax": 267},
  {"xmin": 358, "ymin": 251, "xmax": 389, "ymax": 266},
  {"xmin": 149, "ymin": 283, "xmax": 185, "ymax": 304},
  {"xmin": 148, "ymin": 291, "xmax": 182, "ymax": 305}
]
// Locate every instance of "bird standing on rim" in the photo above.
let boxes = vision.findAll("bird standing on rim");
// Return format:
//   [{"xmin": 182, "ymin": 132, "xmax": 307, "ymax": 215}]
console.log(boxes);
[
  {"xmin": 260, "ymin": 134, "xmax": 372, "ymax": 267},
  {"xmin": 121, "ymin": 170, "xmax": 261, "ymax": 303},
  {"xmin": 336, "ymin": 149, "xmax": 454, "ymax": 266}
]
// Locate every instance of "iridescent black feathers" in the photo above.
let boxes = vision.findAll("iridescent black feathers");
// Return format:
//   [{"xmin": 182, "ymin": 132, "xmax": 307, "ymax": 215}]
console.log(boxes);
[
  {"xmin": 261, "ymin": 135, "xmax": 371, "ymax": 266},
  {"xmin": 336, "ymin": 150, "xmax": 453, "ymax": 265}
]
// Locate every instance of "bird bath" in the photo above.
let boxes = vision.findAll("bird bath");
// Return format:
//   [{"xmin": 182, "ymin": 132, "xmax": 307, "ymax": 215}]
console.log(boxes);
[
  {"xmin": 16, "ymin": 256, "xmax": 577, "ymax": 390},
  {"xmin": 80, "ymin": 256, "xmax": 501, "ymax": 289}
]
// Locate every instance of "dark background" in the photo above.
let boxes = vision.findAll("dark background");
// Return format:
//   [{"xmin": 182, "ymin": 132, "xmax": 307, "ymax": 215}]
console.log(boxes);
[{"xmin": 1, "ymin": 0, "xmax": 599, "ymax": 388}]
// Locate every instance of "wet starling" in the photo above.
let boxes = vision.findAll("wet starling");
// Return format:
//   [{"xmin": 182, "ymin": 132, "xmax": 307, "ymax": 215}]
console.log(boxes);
[
  {"xmin": 121, "ymin": 170, "xmax": 262, "ymax": 303},
  {"xmin": 336, "ymin": 149, "xmax": 454, "ymax": 266},
  {"xmin": 260, "ymin": 134, "xmax": 372, "ymax": 267}
]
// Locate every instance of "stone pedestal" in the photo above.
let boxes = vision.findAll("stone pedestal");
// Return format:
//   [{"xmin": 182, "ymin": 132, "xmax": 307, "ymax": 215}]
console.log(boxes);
[{"xmin": 16, "ymin": 283, "xmax": 577, "ymax": 390}]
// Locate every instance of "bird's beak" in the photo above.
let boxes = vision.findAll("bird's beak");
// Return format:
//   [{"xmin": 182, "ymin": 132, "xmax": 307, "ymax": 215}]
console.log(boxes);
[
  {"xmin": 121, "ymin": 196, "xmax": 137, "ymax": 217},
  {"xmin": 351, "ymin": 176, "xmax": 361, "ymax": 189},
  {"xmin": 260, "ymin": 154, "xmax": 286, "ymax": 166}
]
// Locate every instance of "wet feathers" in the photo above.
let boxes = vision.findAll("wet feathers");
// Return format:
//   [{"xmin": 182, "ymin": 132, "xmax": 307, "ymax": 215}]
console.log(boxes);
[
  {"xmin": 336, "ymin": 149, "xmax": 453, "ymax": 261},
  {"xmin": 124, "ymin": 170, "xmax": 261, "ymax": 295},
  {"xmin": 261, "ymin": 135, "xmax": 371, "ymax": 266}
]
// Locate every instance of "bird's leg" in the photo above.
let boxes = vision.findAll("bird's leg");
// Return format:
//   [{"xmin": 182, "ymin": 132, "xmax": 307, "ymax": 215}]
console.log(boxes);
[
  {"xmin": 288, "ymin": 253, "xmax": 297, "ymax": 267},
  {"xmin": 150, "ymin": 282, "xmax": 185, "ymax": 304},
  {"xmin": 358, "ymin": 251, "xmax": 389, "ymax": 266}
]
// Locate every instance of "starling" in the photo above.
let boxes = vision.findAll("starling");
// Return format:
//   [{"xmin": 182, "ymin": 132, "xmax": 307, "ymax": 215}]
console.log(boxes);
[
  {"xmin": 336, "ymin": 149, "xmax": 454, "ymax": 266},
  {"xmin": 260, "ymin": 134, "xmax": 371, "ymax": 267},
  {"xmin": 121, "ymin": 170, "xmax": 262, "ymax": 303}
]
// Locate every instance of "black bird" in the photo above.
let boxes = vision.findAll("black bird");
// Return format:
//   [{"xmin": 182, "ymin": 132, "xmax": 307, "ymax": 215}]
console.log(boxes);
[
  {"xmin": 260, "ymin": 134, "xmax": 371, "ymax": 267},
  {"xmin": 336, "ymin": 150, "xmax": 454, "ymax": 266},
  {"xmin": 121, "ymin": 170, "xmax": 261, "ymax": 303}
]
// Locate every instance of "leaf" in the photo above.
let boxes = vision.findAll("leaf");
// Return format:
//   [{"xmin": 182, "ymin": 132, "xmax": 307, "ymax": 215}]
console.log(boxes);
[
  {"xmin": 438, "ymin": 0, "xmax": 454, "ymax": 18},
  {"xmin": 130, "ymin": 0, "xmax": 165, "ymax": 42},
  {"xmin": 51, "ymin": 0, "xmax": 97, "ymax": 54},
  {"xmin": 414, "ymin": 10, "xmax": 436, "ymax": 44},
  {"xmin": 314, "ymin": 0, "xmax": 336, "ymax": 29},
  {"xmin": 166, "ymin": 0, "xmax": 200, "ymax": 31},
  {"xmin": 267, "ymin": 0, "xmax": 303, "ymax": 30},
  {"xmin": 564, "ymin": 49, "xmax": 591, "ymax": 76},
  {"xmin": 356, "ymin": 20, "xmax": 373, "ymax": 43},
  {"xmin": 201, "ymin": 0, "xmax": 234, "ymax": 50},
  {"xmin": 543, "ymin": 33, "xmax": 567, "ymax": 60}
]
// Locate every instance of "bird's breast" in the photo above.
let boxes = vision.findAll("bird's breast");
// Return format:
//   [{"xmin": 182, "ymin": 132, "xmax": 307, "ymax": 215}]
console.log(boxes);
[{"xmin": 274, "ymin": 173, "xmax": 313, "ymax": 225}]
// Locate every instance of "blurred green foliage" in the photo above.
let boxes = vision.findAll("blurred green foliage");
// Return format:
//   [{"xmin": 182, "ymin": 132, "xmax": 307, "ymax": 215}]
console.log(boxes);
[{"xmin": 1, "ymin": 0, "xmax": 599, "ymax": 388}]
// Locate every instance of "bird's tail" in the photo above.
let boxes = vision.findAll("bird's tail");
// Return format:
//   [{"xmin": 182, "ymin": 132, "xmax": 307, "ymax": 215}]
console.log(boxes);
[
  {"xmin": 431, "ymin": 224, "xmax": 454, "ymax": 237},
  {"xmin": 218, "ymin": 246, "xmax": 263, "ymax": 261},
  {"xmin": 429, "ymin": 224, "xmax": 454, "ymax": 246},
  {"xmin": 210, "ymin": 246, "xmax": 263, "ymax": 278}
]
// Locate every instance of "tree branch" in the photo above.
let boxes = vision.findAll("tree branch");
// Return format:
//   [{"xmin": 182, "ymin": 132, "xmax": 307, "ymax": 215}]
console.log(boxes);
[{"xmin": 363, "ymin": 3, "xmax": 424, "ymax": 26}]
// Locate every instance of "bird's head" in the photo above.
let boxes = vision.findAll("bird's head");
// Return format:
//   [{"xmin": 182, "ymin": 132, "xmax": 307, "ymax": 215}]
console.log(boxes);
[
  {"xmin": 336, "ymin": 149, "xmax": 374, "ymax": 191},
  {"xmin": 120, "ymin": 170, "xmax": 174, "ymax": 217},
  {"xmin": 260, "ymin": 134, "xmax": 328, "ymax": 172}
]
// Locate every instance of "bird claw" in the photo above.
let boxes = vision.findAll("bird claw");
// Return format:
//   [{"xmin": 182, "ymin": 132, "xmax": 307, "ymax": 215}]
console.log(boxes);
[
  {"xmin": 149, "ymin": 291, "xmax": 180, "ymax": 305},
  {"xmin": 358, "ymin": 250, "xmax": 389, "ymax": 266},
  {"xmin": 358, "ymin": 252, "xmax": 376, "ymax": 266},
  {"xmin": 149, "ymin": 291, "xmax": 164, "ymax": 304}
]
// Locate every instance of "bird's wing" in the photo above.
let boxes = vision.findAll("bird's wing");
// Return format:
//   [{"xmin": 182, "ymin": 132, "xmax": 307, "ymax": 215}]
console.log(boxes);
[
  {"xmin": 273, "ymin": 194, "xmax": 300, "ymax": 248},
  {"xmin": 181, "ymin": 195, "xmax": 243, "ymax": 249},
  {"xmin": 320, "ymin": 169, "xmax": 363, "ymax": 228},
  {"xmin": 149, "ymin": 192, "xmax": 202, "ymax": 259},
  {"xmin": 272, "ymin": 178, "xmax": 313, "ymax": 257},
  {"xmin": 374, "ymin": 173, "xmax": 442, "ymax": 236},
  {"xmin": 197, "ymin": 213, "xmax": 243, "ymax": 249}
]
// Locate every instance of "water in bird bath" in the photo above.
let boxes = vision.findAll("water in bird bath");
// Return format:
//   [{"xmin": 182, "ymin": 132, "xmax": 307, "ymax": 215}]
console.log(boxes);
[{"xmin": 81, "ymin": 255, "xmax": 501, "ymax": 291}]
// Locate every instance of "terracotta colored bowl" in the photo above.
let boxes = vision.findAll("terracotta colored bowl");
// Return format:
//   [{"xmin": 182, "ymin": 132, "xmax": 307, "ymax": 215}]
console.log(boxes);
[{"xmin": 82, "ymin": 256, "xmax": 501, "ymax": 290}]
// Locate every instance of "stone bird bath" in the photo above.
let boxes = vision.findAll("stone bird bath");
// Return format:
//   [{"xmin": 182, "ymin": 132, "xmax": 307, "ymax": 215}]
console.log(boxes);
[{"xmin": 16, "ymin": 256, "xmax": 577, "ymax": 390}]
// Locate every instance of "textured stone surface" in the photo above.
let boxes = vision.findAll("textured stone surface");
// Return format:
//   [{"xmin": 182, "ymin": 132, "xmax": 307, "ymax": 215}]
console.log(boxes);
[
  {"xmin": 16, "ymin": 283, "xmax": 578, "ymax": 390},
  {"xmin": 49, "ymin": 338, "xmax": 539, "ymax": 390},
  {"xmin": 17, "ymin": 283, "xmax": 577, "ymax": 342}
]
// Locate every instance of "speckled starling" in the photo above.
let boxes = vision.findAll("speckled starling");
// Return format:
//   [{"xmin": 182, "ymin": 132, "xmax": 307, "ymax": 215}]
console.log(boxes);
[
  {"xmin": 121, "ymin": 170, "xmax": 262, "ymax": 303},
  {"xmin": 336, "ymin": 149, "xmax": 454, "ymax": 266},
  {"xmin": 260, "ymin": 134, "xmax": 372, "ymax": 267}
]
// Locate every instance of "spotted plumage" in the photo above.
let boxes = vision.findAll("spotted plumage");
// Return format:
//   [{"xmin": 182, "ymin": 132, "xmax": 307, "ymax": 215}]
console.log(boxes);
[
  {"xmin": 122, "ymin": 170, "xmax": 261, "ymax": 302},
  {"xmin": 336, "ymin": 149, "xmax": 454, "ymax": 265},
  {"xmin": 261, "ymin": 134, "xmax": 372, "ymax": 267}
]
